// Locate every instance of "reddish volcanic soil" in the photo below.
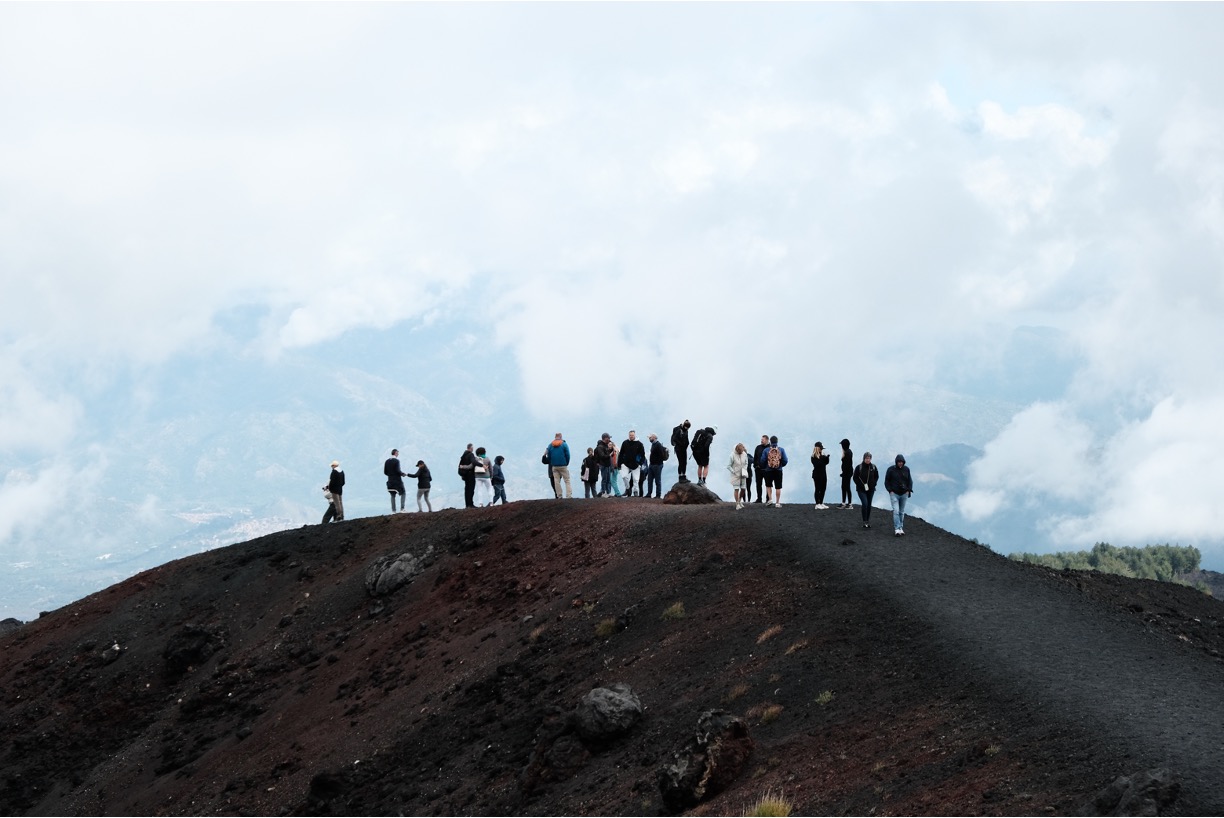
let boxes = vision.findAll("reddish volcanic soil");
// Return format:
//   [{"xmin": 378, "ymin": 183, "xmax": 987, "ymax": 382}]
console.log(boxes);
[{"xmin": 3, "ymin": 497, "xmax": 1224, "ymax": 816}]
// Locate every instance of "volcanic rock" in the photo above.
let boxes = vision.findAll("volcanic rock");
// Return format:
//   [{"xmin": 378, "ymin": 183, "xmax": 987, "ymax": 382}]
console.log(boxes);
[
  {"xmin": 573, "ymin": 683, "xmax": 643, "ymax": 744},
  {"xmin": 1089, "ymin": 768, "xmax": 1180, "ymax": 816},
  {"xmin": 657, "ymin": 709, "xmax": 754, "ymax": 812},
  {"xmin": 364, "ymin": 545, "xmax": 435, "ymax": 596},
  {"xmin": 662, "ymin": 482, "xmax": 723, "ymax": 505}
]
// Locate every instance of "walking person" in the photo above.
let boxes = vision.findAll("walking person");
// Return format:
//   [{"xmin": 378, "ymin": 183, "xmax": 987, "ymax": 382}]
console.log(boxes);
[
  {"xmin": 646, "ymin": 433, "xmax": 667, "ymax": 498},
  {"xmin": 752, "ymin": 435, "xmax": 769, "ymax": 503},
  {"xmin": 474, "ymin": 446, "xmax": 493, "ymax": 507},
  {"xmin": 491, "ymin": 455, "xmax": 509, "ymax": 505},
  {"xmin": 671, "ymin": 420, "xmax": 692, "ymax": 483},
  {"xmin": 321, "ymin": 486, "xmax": 338, "ymax": 524},
  {"xmin": 545, "ymin": 433, "xmax": 573, "ymax": 498},
  {"xmin": 407, "ymin": 460, "xmax": 433, "ymax": 511},
  {"xmin": 853, "ymin": 451, "xmax": 880, "ymax": 528},
  {"xmin": 885, "ymin": 454, "xmax": 913, "ymax": 536},
  {"xmin": 619, "ymin": 430, "xmax": 646, "ymax": 498},
  {"xmin": 327, "ymin": 460, "xmax": 345, "ymax": 521},
  {"xmin": 757, "ymin": 435, "xmax": 788, "ymax": 507},
  {"xmin": 458, "ymin": 444, "xmax": 478, "ymax": 508},
  {"xmin": 691, "ymin": 425, "xmax": 717, "ymax": 485},
  {"xmin": 839, "ymin": 439, "xmax": 854, "ymax": 509},
  {"xmin": 811, "ymin": 442, "xmax": 831, "ymax": 509},
  {"xmin": 582, "ymin": 448, "xmax": 602, "ymax": 499},
  {"xmin": 727, "ymin": 442, "xmax": 751, "ymax": 509},
  {"xmin": 384, "ymin": 449, "xmax": 407, "ymax": 513}
]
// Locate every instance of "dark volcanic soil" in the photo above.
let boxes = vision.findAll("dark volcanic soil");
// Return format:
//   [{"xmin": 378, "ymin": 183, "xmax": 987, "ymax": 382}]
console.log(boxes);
[{"xmin": 3, "ymin": 497, "xmax": 1224, "ymax": 816}]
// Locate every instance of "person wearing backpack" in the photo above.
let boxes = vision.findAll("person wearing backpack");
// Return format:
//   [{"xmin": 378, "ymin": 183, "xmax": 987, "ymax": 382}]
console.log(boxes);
[
  {"xmin": 690, "ymin": 425, "xmax": 717, "ymax": 485},
  {"xmin": 757, "ymin": 435, "xmax": 788, "ymax": 507},
  {"xmin": 646, "ymin": 433, "xmax": 668, "ymax": 498},
  {"xmin": 671, "ymin": 420, "xmax": 691, "ymax": 483},
  {"xmin": 811, "ymin": 442, "xmax": 831, "ymax": 509},
  {"xmin": 581, "ymin": 447, "xmax": 599, "ymax": 498},
  {"xmin": 853, "ymin": 451, "xmax": 880, "ymax": 528},
  {"xmin": 458, "ymin": 444, "xmax": 478, "ymax": 508},
  {"xmin": 751, "ymin": 434, "xmax": 769, "ymax": 503}
]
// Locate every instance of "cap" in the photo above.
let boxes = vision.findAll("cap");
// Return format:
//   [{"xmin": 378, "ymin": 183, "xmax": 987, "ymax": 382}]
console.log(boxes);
[
  {"xmin": 815, "ymin": 441, "xmax": 823, "ymax": 448},
  {"xmin": 331, "ymin": 460, "xmax": 340, "ymax": 468}
]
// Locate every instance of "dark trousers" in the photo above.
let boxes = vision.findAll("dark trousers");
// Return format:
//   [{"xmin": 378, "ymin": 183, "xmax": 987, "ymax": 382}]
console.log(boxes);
[
  {"xmin": 857, "ymin": 489, "xmax": 874, "ymax": 521},
  {"xmin": 647, "ymin": 464, "xmax": 663, "ymax": 497},
  {"xmin": 755, "ymin": 469, "xmax": 765, "ymax": 501},
  {"xmin": 813, "ymin": 476, "xmax": 827, "ymax": 504},
  {"xmin": 841, "ymin": 475, "xmax": 853, "ymax": 505},
  {"xmin": 463, "ymin": 476, "xmax": 476, "ymax": 508},
  {"xmin": 322, "ymin": 502, "xmax": 337, "ymax": 524},
  {"xmin": 676, "ymin": 448, "xmax": 688, "ymax": 479}
]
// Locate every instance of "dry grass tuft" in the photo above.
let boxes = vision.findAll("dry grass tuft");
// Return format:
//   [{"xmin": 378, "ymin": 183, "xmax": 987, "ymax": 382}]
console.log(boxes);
[
  {"xmin": 815, "ymin": 690, "xmax": 835, "ymax": 706},
  {"xmin": 661, "ymin": 601, "xmax": 686, "ymax": 621},
  {"xmin": 784, "ymin": 638, "xmax": 809, "ymax": 655},
  {"xmin": 723, "ymin": 682, "xmax": 751, "ymax": 704},
  {"xmin": 529, "ymin": 625, "xmax": 547, "ymax": 642},
  {"xmin": 594, "ymin": 617, "xmax": 619, "ymax": 638},
  {"xmin": 756, "ymin": 625, "xmax": 783, "ymax": 644},
  {"xmin": 743, "ymin": 790, "xmax": 793, "ymax": 817}
]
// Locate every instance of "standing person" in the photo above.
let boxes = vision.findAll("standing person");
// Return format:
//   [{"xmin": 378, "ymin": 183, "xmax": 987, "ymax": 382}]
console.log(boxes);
[
  {"xmin": 646, "ymin": 433, "xmax": 667, "ymax": 498},
  {"xmin": 853, "ymin": 451, "xmax": 880, "ymax": 528},
  {"xmin": 885, "ymin": 454, "xmax": 913, "ymax": 536},
  {"xmin": 321, "ymin": 486, "xmax": 338, "ymax": 524},
  {"xmin": 727, "ymin": 442, "xmax": 751, "ymax": 510},
  {"xmin": 474, "ymin": 446, "xmax": 493, "ymax": 507},
  {"xmin": 327, "ymin": 460, "xmax": 345, "ymax": 521},
  {"xmin": 619, "ymin": 430, "xmax": 646, "ymax": 498},
  {"xmin": 594, "ymin": 434, "xmax": 614, "ymax": 496},
  {"xmin": 458, "ymin": 444, "xmax": 478, "ymax": 508},
  {"xmin": 384, "ymin": 449, "xmax": 407, "ymax": 513},
  {"xmin": 671, "ymin": 420, "xmax": 692, "ymax": 483},
  {"xmin": 407, "ymin": 460, "xmax": 433, "ymax": 512},
  {"xmin": 811, "ymin": 442, "xmax": 831, "ymax": 509},
  {"xmin": 546, "ymin": 433, "xmax": 573, "ymax": 498},
  {"xmin": 581, "ymin": 447, "xmax": 599, "ymax": 498},
  {"xmin": 690, "ymin": 425, "xmax": 717, "ymax": 485},
  {"xmin": 751, "ymin": 435, "xmax": 770, "ymax": 503},
  {"xmin": 839, "ymin": 439, "xmax": 854, "ymax": 509},
  {"xmin": 609, "ymin": 439, "xmax": 623, "ymax": 497},
  {"xmin": 491, "ymin": 455, "xmax": 509, "ymax": 505},
  {"xmin": 758, "ymin": 435, "xmax": 788, "ymax": 507}
]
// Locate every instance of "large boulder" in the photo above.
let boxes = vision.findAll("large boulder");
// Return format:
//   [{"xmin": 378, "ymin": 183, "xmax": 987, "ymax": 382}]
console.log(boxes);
[
  {"xmin": 657, "ymin": 709, "xmax": 754, "ymax": 812},
  {"xmin": 662, "ymin": 482, "xmax": 723, "ymax": 505},
  {"xmin": 1088, "ymin": 768, "xmax": 1179, "ymax": 816},
  {"xmin": 573, "ymin": 683, "xmax": 643, "ymax": 743},
  {"xmin": 365, "ymin": 545, "xmax": 435, "ymax": 596}
]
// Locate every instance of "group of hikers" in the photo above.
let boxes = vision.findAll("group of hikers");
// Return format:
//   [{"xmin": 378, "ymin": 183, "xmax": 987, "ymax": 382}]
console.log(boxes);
[{"xmin": 322, "ymin": 420, "xmax": 916, "ymax": 536}]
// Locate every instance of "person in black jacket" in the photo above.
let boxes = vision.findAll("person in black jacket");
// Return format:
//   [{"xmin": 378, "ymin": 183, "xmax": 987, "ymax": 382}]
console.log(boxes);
[
  {"xmin": 458, "ymin": 444, "xmax": 477, "ymax": 508},
  {"xmin": 594, "ymin": 434, "xmax": 614, "ymax": 496},
  {"xmin": 884, "ymin": 454, "xmax": 913, "ymax": 536},
  {"xmin": 407, "ymin": 460, "xmax": 433, "ymax": 512},
  {"xmin": 671, "ymin": 420, "xmax": 691, "ymax": 483},
  {"xmin": 581, "ymin": 448, "xmax": 599, "ymax": 498},
  {"xmin": 619, "ymin": 430, "xmax": 647, "ymax": 498},
  {"xmin": 327, "ymin": 460, "xmax": 345, "ymax": 521},
  {"xmin": 690, "ymin": 426, "xmax": 717, "ymax": 485},
  {"xmin": 811, "ymin": 442, "xmax": 831, "ymax": 509},
  {"xmin": 646, "ymin": 433, "xmax": 667, "ymax": 498},
  {"xmin": 384, "ymin": 449, "xmax": 407, "ymax": 513},
  {"xmin": 853, "ymin": 452, "xmax": 879, "ymax": 528},
  {"xmin": 752, "ymin": 435, "xmax": 769, "ymax": 503},
  {"xmin": 839, "ymin": 439, "xmax": 854, "ymax": 509}
]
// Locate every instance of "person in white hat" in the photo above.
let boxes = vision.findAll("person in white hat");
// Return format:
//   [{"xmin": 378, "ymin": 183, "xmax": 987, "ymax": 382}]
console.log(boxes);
[{"xmin": 327, "ymin": 460, "xmax": 345, "ymax": 521}]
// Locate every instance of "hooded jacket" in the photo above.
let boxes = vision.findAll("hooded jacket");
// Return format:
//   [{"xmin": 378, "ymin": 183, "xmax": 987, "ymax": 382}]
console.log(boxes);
[{"xmin": 546, "ymin": 439, "xmax": 571, "ymax": 467}]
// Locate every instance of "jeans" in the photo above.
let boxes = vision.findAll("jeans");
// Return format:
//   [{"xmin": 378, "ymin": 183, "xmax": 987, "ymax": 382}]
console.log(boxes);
[
  {"xmin": 610, "ymin": 468, "xmax": 622, "ymax": 496},
  {"xmin": 856, "ymin": 488, "xmax": 874, "ymax": 522},
  {"xmin": 417, "ymin": 488, "xmax": 432, "ymax": 512},
  {"xmin": 584, "ymin": 480, "xmax": 597, "ymax": 498},
  {"xmin": 599, "ymin": 464, "xmax": 612, "ymax": 495},
  {"xmin": 647, "ymin": 464, "xmax": 663, "ymax": 497},
  {"xmin": 889, "ymin": 492, "xmax": 908, "ymax": 530}
]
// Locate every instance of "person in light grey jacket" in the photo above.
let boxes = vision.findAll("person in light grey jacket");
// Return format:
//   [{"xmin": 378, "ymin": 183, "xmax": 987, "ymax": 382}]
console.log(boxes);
[{"xmin": 727, "ymin": 443, "xmax": 751, "ymax": 509}]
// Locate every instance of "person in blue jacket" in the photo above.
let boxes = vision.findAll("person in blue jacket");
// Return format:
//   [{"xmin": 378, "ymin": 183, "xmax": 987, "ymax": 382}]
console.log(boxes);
[
  {"xmin": 757, "ymin": 435, "xmax": 789, "ymax": 507},
  {"xmin": 545, "ymin": 433, "xmax": 572, "ymax": 498}
]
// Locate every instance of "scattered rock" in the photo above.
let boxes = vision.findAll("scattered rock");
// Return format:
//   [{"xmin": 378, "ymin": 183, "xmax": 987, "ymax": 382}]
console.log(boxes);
[
  {"xmin": 1088, "ymin": 768, "xmax": 1179, "ymax": 816},
  {"xmin": 365, "ymin": 546, "xmax": 436, "ymax": 596},
  {"xmin": 163, "ymin": 624, "xmax": 228, "ymax": 677},
  {"xmin": 0, "ymin": 617, "xmax": 23, "ymax": 635},
  {"xmin": 573, "ymin": 683, "xmax": 643, "ymax": 744},
  {"xmin": 662, "ymin": 482, "xmax": 723, "ymax": 505},
  {"xmin": 657, "ymin": 709, "xmax": 754, "ymax": 813}
]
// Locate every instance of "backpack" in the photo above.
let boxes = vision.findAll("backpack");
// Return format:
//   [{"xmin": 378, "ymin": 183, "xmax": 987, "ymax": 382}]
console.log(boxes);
[
  {"xmin": 766, "ymin": 447, "xmax": 783, "ymax": 469},
  {"xmin": 671, "ymin": 425, "xmax": 685, "ymax": 448},
  {"xmin": 691, "ymin": 429, "xmax": 708, "ymax": 453},
  {"xmin": 661, "ymin": 446, "xmax": 670, "ymax": 461}
]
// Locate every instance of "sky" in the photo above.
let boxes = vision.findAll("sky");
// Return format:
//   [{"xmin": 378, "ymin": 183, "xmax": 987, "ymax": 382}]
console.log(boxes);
[{"xmin": 4, "ymin": 3, "xmax": 1224, "ymax": 619}]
